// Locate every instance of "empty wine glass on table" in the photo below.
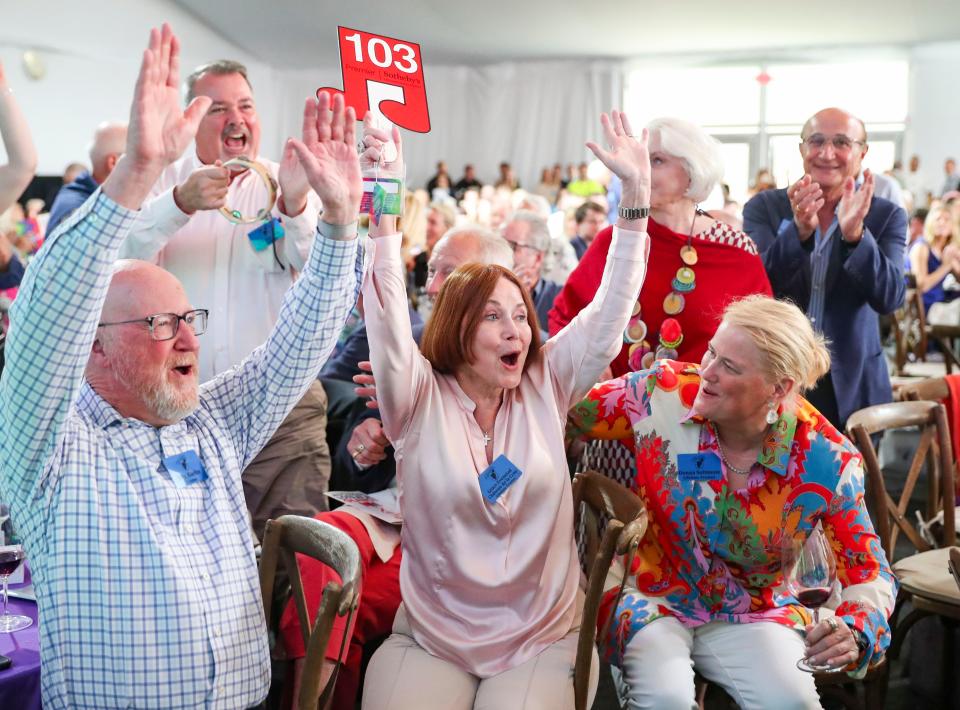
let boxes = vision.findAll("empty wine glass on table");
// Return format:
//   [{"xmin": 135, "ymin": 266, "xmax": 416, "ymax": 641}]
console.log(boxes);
[
  {"xmin": 783, "ymin": 526, "xmax": 841, "ymax": 673},
  {"xmin": 0, "ymin": 545, "xmax": 32, "ymax": 632}
]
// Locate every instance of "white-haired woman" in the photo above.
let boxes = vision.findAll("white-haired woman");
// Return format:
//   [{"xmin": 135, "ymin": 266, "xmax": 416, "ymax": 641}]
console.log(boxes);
[
  {"xmin": 550, "ymin": 117, "xmax": 772, "ymax": 376},
  {"xmin": 569, "ymin": 295, "xmax": 896, "ymax": 709},
  {"xmin": 910, "ymin": 202, "xmax": 960, "ymax": 318}
]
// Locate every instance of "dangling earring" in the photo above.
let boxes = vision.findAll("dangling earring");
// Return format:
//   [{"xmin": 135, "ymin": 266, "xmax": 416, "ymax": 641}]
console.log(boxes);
[{"xmin": 765, "ymin": 401, "xmax": 779, "ymax": 425}]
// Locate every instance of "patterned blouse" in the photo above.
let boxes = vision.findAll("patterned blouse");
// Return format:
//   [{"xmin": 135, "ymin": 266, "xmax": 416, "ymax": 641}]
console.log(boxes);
[{"xmin": 568, "ymin": 359, "xmax": 897, "ymax": 677}]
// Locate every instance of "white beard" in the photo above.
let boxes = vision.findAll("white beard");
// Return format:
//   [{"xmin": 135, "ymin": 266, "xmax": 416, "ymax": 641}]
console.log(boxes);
[{"xmin": 111, "ymin": 349, "xmax": 199, "ymax": 423}]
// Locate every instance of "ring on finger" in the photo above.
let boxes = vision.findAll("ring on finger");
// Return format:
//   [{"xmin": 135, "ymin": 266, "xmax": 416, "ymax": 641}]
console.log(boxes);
[{"xmin": 827, "ymin": 617, "xmax": 840, "ymax": 633}]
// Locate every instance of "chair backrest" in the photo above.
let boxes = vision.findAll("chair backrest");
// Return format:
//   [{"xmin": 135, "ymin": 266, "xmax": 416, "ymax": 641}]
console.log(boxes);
[
  {"xmin": 260, "ymin": 515, "xmax": 361, "ymax": 710},
  {"xmin": 891, "ymin": 287, "xmax": 927, "ymax": 373},
  {"xmin": 846, "ymin": 400, "xmax": 956, "ymax": 563},
  {"xmin": 571, "ymin": 470, "xmax": 648, "ymax": 710}
]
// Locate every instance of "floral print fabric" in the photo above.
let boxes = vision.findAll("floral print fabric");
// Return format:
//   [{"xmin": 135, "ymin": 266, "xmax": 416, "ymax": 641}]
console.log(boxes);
[{"xmin": 569, "ymin": 360, "xmax": 897, "ymax": 677}]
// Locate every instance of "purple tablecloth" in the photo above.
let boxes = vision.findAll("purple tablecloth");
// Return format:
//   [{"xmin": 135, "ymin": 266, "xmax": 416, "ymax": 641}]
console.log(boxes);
[{"xmin": 0, "ymin": 568, "xmax": 40, "ymax": 709}]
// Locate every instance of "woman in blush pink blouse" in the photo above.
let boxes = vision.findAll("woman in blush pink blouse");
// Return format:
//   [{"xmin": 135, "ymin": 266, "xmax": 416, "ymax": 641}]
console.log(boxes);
[{"xmin": 359, "ymin": 112, "xmax": 651, "ymax": 710}]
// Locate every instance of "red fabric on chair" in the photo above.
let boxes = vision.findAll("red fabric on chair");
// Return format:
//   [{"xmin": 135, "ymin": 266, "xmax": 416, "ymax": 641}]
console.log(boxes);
[
  {"xmin": 278, "ymin": 510, "xmax": 402, "ymax": 710},
  {"xmin": 943, "ymin": 374, "xmax": 960, "ymax": 501}
]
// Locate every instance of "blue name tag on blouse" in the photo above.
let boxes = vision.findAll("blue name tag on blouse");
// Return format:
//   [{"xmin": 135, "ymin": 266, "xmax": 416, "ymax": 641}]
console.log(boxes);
[
  {"xmin": 163, "ymin": 450, "xmax": 209, "ymax": 487},
  {"xmin": 677, "ymin": 452, "xmax": 722, "ymax": 481},
  {"xmin": 478, "ymin": 454, "xmax": 522, "ymax": 503}
]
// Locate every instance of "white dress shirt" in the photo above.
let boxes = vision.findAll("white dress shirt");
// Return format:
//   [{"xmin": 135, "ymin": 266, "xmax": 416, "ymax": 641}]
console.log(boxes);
[{"xmin": 119, "ymin": 152, "xmax": 322, "ymax": 381}]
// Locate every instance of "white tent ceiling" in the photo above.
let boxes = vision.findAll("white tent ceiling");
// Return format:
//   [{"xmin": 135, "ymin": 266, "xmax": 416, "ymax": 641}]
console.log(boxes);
[{"xmin": 172, "ymin": 0, "xmax": 960, "ymax": 68}]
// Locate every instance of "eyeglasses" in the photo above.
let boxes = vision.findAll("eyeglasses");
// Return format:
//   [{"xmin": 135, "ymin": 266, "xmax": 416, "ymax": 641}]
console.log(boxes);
[
  {"xmin": 98, "ymin": 309, "xmax": 209, "ymax": 341},
  {"xmin": 800, "ymin": 134, "xmax": 866, "ymax": 152},
  {"xmin": 503, "ymin": 240, "xmax": 542, "ymax": 255}
]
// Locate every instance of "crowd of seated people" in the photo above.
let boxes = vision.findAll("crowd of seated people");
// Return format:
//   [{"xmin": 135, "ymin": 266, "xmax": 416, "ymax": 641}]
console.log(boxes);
[{"xmin": 0, "ymin": 22, "xmax": 932, "ymax": 710}]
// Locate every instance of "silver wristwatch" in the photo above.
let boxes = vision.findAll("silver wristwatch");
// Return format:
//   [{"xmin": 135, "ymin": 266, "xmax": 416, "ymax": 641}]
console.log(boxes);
[{"xmin": 618, "ymin": 206, "xmax": 650, "ymax": 220}]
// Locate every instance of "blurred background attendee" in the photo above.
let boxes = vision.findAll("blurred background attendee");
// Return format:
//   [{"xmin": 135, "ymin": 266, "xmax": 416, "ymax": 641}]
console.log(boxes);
[
  {"xmin": 749, "ymin": 167, "xmax": 777, "ymax": 197},
  {"xmin": 425, "ymin": 160, "xmax": 449, "ymax": 193},
  {"xmin": 871, "ymin": 168, "xmax": 907, "ymax": 211},
  {"xmin": 453, "ymin": 163, "xmax": 481, "ymax": 200},
  {"xmin": 61, "ymin": 162, "xmax": 87, "ymax": 186},
  {"xmin": 534, "ymin": 166, "xmax": 561, "ymax": 205},
  {"xmin": 906, "ymin": 207, "xmax": 929, "ymax": 269},
  {"xmin": 910, "ymin": 202, "xmax": 960, "ymax": 320},
  {"xmin": 940, "ymin": 157, "xmax": 960, "ymax": 197},
  {"xmin": 410, "ymin": 201, "xmax": 456, "ymax": 293},
  {"xmin": 566, "ymin": 161, "xmax": 605, "ymax": 198},
  {"xmin": 502, "ymin": 210, "xmax": 562, "ymax": 339},
  {"xmin": 47, "ymin": 121, "xmax": 127, "ymax": 233},
  {"xmin": 494, "ymin": 160, "xmax": 520, "ymax": 190},
  {"xmin": 904, "ymin": 154, "xmax": 928, "ymax": 207},
  {"xmin": 24, "ymin": 197, "xmax": 45, "ymax": 242},
  {"xmin": 430, "ymin": 172, "xmax": 452, "ymax": 201},
  {"xmin": 570, "ymin": 201, "xmax": 607, "ymax": 260}
]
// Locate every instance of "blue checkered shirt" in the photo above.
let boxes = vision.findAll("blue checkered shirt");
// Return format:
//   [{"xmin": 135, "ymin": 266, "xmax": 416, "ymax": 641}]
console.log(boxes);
[{"xmin": 0, "ymin": 190, "xmax": 364, "ymax": 709}]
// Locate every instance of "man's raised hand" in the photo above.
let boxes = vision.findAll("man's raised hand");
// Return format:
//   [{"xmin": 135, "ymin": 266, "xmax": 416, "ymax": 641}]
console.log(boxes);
[
  {"xmin": 287, "ymin": 92, "xmax": 362, "ymax": 225},
  {"xmin": 104, "ymin": 24, "xmax": 211, "ymax": 210}
]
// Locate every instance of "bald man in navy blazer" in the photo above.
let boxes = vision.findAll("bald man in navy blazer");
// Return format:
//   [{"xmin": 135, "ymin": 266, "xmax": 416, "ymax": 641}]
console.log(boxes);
[{"xmin": 743, "ymin": 108, "xmax": 905, "ymax": 429}]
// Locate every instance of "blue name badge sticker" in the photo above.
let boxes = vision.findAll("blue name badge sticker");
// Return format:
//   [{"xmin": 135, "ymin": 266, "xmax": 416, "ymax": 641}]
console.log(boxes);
[
  {"xmin": 478, "ymin": 454, "xmax": 523, "ymax": 504},
  {"xmin": 163, "ymin": 450, "xmax": 209, "ymax": 488},
  {"xmin": 677, "ymin": 452, "xmax": 722, "ymax": 482},
  {"xmin": 248, "ymin": 217, "xmax": 285, "ymax": 252}
]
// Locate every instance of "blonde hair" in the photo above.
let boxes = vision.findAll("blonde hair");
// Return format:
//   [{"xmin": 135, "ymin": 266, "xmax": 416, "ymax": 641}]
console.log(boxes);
[
  {"xmin": 399, "ymin": 192, "xmax": 427, "ymax": 255},
  {"xmin": 722, "ymin": 295, "xmax": 830, "ymax": 392},
  {"xmin": 923, "ymin": 203, "xmax": 960, "ymax": 248}
]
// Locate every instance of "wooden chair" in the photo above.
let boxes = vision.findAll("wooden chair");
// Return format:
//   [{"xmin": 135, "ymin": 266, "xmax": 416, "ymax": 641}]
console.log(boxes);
[
  {"xmin": 260, "ymin": 515, "xmax": 361, "ymax": 710},
  {"xmin": 950, "ymin": 548, "xmax": 960, "ymax": 592},
  {"xmin": 846, "ymin": 400, "xmax": 960, "ymax": 708},
  {"xmin": 892, "ymin": 274, "xmax": 960, "ymax": 374},
  {"xmin": 891, "ymin": 285, "xmax": 928, "ymax": 374},
  {"xmin": 572, "ymin": 470, "xmax": 648, "ymax": 710}
]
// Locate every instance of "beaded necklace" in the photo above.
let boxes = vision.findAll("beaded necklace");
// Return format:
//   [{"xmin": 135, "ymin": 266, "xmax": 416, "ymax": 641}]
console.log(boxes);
[{"xmin": 624, "ymin": 209, "xmax": 704, "ymax": 371}]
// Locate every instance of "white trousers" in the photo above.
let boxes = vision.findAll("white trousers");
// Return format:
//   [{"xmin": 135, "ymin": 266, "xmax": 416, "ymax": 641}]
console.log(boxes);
[
  {"xmin": 620, "ymin": 617, "xmax": 823, "ymax": 710},
  {"xmin": 361, "ymin": 605, "xmax": 598, "ymax": 710}
]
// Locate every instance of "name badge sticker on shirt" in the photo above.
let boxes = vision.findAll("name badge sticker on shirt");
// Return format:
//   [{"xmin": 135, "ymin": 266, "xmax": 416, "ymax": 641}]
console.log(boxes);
[
  {"xmin": 248, "ymin": 217, "xmax": 285, "ymax": 252},
  {"xmin": 478, "ymin": 454, "xmax": 522, "ymax": 503},
  {"xmin": 163, "ymin": 450, "xmax": 209, "ymax": 488},
  {"xmin": 677, "ymin": 452, "xmax": 722, "ymax": 481}
]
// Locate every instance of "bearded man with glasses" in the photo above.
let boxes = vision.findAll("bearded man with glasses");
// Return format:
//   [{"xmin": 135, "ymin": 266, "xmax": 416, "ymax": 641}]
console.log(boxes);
[
  {"xmin": 743, "ymin": 107, "xmax": 906, "ymax": 429},
  {"xmin": 0, "ymin": 25, "xmax": 365, "ymax": 708}
]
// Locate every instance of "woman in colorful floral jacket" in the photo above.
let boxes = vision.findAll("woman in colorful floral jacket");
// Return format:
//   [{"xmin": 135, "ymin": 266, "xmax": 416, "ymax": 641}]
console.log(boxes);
[{"xmin": 569, "ymin": 295, "xmax": 896, "ymax": 709}]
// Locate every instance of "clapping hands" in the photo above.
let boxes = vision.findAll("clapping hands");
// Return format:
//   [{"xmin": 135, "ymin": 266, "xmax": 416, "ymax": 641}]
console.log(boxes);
[
  {"xmin": 787, "ymin": 176, "xmax": 824, "ymax": 242},
  {"xmin": 837, "ymin": 170, "xmax": 875, "ymax": 244}
]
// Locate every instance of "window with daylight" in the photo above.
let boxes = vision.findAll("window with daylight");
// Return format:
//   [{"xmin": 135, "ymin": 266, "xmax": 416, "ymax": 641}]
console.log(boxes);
[{"xmin": 624, "ymin": 58, "xmax": 909, "ymax": 204}]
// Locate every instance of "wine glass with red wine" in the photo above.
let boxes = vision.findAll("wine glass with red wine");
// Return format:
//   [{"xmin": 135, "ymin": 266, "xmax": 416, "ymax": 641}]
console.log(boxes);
[
  {"xmin": 783, "ymin": 526, "xmax": 841, "ymax": 673},
  {"xmin": 0, "ymin": 545, "xmax": 32, "ymax": 632}
]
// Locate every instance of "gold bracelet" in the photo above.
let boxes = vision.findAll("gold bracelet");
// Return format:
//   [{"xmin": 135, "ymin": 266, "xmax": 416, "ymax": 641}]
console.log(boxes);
[{"xmin": 218, "ymin": 156, "xmax": 278, "ymax": 224}]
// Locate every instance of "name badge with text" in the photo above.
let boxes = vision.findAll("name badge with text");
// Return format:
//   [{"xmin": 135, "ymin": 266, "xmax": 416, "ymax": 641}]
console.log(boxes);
[
  {"xmin": 677, "ymin": 452, "xmax": 722, "ymax": 481},
  {"xmin": 478, "ymin": 455, "xmax": 522, "ymax": 503},
  {"xmin": 163, "ymin": 450, "xmax": 209, "ymax": 488}
]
